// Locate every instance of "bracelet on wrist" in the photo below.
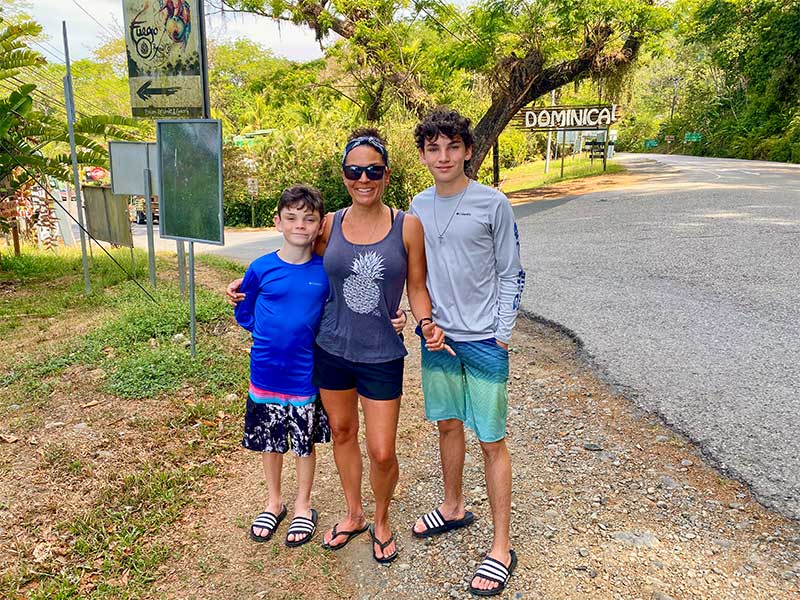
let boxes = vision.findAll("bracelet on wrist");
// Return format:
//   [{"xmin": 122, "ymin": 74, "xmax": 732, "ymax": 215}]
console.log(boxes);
[{"xmin": 418, "ymin": 317, "xmax": 433, "ymax": 328}]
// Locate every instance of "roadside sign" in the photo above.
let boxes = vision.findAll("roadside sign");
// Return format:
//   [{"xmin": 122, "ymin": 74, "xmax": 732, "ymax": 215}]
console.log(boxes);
[
  {"xmin": 247, "ymin": 177, "xmax": 258, "ymax": 197},
  {"xmin": 109, "ymin": 141, "xmax": 159, "ymax": 196},
  {"xmin": 122, "ymin": 0, "xmax": 208, "ymax": 118},
  {"xmin": 684, "ymin": 132, "xmax": 702, "ymax": 142},
  {"xmin": 83, "ymin": 186, "xmax": 134, "ymax": 248},
  {"xmin": 665, "ymin": 135, "xmax": 675, "ymax": 143},
  {"xmin": 645, "ymin": 139, "xmax": 658, "ymax": 149},
  {"xmin": 157, "ymin": 119, "xmax": 224, "ymax": 245}
]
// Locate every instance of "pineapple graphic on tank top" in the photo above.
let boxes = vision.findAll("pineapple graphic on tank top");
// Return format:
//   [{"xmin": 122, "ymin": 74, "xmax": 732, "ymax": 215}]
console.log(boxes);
[
  {"xmin": 315, "ymin": 208, "xmax": 409, "ymax": 363},
  {"xmin": 344, "ymin": 251, "xmax": 385, "ymax": 315}
]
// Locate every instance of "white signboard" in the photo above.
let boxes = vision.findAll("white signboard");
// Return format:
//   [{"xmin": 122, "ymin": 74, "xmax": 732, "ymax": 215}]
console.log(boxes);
[
  {"xmin": 109, "ymin": 141, "xmax": 160, "ymax": 196},
  {"xmin": 515, "ymin": 104, "xmax": 620, "ymax": 131},
  {"xmin": 247, "ymin": 177, "xmax": 258, "ymax": 197}
]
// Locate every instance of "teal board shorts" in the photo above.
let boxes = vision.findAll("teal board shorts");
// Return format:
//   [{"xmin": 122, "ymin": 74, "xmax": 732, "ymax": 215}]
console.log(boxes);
[{"xmin": 419, "ymin": 335, "xmax": 509, "ymax": 442}]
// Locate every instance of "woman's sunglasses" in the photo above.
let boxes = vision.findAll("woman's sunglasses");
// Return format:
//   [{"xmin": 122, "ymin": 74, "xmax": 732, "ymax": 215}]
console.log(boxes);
[{"xmin": 343, "ymin": 164, "xmax": 387, "ymax": 181}]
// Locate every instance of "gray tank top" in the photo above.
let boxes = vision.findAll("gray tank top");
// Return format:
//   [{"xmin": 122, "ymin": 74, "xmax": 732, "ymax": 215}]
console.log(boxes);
[{"xmin": 316, "ymin": 208, "xmax": 408, "ymax": 363}]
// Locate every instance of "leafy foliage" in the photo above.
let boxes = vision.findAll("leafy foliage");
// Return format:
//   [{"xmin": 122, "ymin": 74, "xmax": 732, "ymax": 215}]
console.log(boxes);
[{"xmin": 621, "ymin": 0, "xmax": 800, "ymax": 162}]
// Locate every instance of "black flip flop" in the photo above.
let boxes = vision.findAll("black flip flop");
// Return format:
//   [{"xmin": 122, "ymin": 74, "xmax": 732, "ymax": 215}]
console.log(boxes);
[
  {"xmin": 249, "ymin": 505, "xmax": 287, "ymax": 543},
  {"xmin": 369, "ymin": 524, "xmax": 398, "ymax": 564},
  {"xmin": 285, "ymin": 509, "xmax": 318, "ymax": 548},
  {"xmin": 412, "ymin": 508, "xmax": 475, "ymax": 538},
  {"xmin": 469, "ymin": 549, "xmax": 518, "ymax": 597},
  {"xmin": 320, "ymin": 521, "xmax": 369, "ymax": 550}
]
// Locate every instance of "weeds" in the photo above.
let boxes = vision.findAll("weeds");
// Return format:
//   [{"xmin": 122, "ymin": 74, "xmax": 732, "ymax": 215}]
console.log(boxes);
[{"xmin": 0, "ymin": 249, "xmax": 251, "ymax": 599}]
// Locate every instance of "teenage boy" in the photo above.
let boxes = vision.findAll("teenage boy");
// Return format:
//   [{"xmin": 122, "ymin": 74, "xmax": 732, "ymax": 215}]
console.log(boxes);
[
  {"xmin": 234, "ymin": 184, "xmax": 331, "ymax": 547},
  {"xmin": 409, "ymin": 109, "xmax": 525, "ymax": 596}
]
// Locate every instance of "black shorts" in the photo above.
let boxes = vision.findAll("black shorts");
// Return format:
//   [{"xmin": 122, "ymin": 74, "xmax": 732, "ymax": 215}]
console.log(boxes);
[{"xmin": 312, "ymin": 344, "xmax": 404, "ymax": 400}]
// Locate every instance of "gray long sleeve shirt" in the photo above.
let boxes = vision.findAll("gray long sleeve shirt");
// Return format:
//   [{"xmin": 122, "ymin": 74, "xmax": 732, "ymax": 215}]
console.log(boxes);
[{"xmin": 409, "ymin": 181, "xmax": 526, "ymax": 344}]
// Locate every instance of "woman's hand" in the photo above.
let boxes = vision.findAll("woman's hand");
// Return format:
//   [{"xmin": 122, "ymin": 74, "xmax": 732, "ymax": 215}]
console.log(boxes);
[
  {"xmin": 225, "ymin": 277, "xmax": 244, "ymax": 306},
  {"xmin": 421, "ymin": 321, "xmax": 455, "ymax": 355},
  {"xmin": 390, "ymin": 309, "xmax": 407, "ymax": 334}
]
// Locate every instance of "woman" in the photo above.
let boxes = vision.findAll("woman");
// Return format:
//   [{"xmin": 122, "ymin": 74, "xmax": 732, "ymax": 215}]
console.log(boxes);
[{"xmin": 228, "ymin": 129, "xmax": 448, "ymax": 563}]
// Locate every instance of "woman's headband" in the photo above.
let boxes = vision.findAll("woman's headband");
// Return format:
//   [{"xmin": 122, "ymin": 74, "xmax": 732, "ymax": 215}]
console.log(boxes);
[{"xmin": 341, "ymin": 136, "xmax": 390, "ymax": 168}]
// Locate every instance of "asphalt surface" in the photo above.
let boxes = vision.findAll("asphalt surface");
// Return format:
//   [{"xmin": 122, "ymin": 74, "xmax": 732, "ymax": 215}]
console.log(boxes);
[{"xmin": 515, "ymin": 153, "xmax": 800, "ymax": 519}]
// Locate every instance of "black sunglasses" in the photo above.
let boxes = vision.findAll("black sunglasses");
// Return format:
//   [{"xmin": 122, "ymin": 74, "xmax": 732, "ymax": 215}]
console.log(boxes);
[{"xmin": 343, "ymin": 164, "xmax": 387, "ymax": 181}]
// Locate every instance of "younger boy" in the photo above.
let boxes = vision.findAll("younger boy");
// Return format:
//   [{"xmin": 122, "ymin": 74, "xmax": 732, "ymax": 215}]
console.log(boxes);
[
  {"xmin": 234, "ymin": 184, "xmax": 330, "ymax": 547},
  {"xmin": 409, "ymin": 108, "xmax": 525, "ymax": 596}
]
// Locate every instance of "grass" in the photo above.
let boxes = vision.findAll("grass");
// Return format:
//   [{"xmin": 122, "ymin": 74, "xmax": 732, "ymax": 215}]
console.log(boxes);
[
  {"xmin": 195, "ymin": 253, "xmax": 247, "ymax": 278},
  {"xmin": 24, "ymin": 462, "xmax": 217, "ymax": 600},
  {"xmin": 499, "ymin": 154, "xmax": 623, "ymax": 194},
  {"xmin": 0, "ymin": 246, "xmax": 150, "ymax": 338},
  {"xmin": 0, "ymin": 247, "xmax": 249, "ymax": 600}
]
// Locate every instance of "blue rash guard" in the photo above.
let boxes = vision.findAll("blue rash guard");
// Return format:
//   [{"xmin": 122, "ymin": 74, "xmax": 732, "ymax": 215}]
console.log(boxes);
[{"xmin": 234, "ymin": 252, "xmax": 329, "ymax": 399}]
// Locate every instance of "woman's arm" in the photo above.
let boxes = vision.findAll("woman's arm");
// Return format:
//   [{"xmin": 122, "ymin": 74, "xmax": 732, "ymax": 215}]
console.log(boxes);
[{"xmin": 403, "ymin": 214, "xmax": 451, "ymax": 353}]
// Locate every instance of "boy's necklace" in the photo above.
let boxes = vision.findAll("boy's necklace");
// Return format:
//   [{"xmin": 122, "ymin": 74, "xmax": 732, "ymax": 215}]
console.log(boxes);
[{"xmin": 433, "ymin": 181, "xmax": 471, "ymax": 243}]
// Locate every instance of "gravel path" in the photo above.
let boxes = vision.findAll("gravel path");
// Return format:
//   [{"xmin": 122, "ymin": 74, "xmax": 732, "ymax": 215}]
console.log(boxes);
[{"xmin": 151, "ymin": 316, "xmax": 800, "ymax": 599}]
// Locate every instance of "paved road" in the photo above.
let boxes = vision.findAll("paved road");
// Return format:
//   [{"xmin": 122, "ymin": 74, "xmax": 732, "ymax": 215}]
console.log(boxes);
[{"xmin": 516, "ymin": 153, "xmax": 800, "ymax": 519}]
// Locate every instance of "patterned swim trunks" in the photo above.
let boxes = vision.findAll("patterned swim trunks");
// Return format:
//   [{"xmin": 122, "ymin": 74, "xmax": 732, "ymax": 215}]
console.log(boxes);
[
  {"xmin": 241, "ymin": 384, "xmax": 331, "ymax": 457},
  {"xmin": 419, "ymin": 336, "xmax": 509, "ymax": 443}
]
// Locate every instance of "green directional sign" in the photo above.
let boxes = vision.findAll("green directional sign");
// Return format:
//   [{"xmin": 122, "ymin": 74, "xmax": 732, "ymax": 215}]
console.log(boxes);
[
  {"xmin": 645, "ymin": 139, "xmax": 658, "ymax": 149},
  {"xmin": 684, "ymin": 132, "xmax": 702, "ymax": 142}
]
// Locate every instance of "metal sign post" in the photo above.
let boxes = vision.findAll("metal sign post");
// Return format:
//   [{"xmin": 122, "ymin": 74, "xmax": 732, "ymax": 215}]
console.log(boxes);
[
  {"xmin": 247, "ymin": 177, "xmax": 258, "ymax": 226},
  {"xmin": 188, "ymin": 241, "xmax": 196, "ymax": 356},
  {"xmin": 177, "ymin": 242, "xmax": 187, "ymax": 297},
  {"xmin": 544, "ymin": 90, "xmax": 555, "ymax": 174},
  {"xmin": 142, "ymin": 166, "xmax": 156, "ymax": 286},
  {"xmin": 62, "ymin": 22, "xmax": 90, "ymax": 295}
]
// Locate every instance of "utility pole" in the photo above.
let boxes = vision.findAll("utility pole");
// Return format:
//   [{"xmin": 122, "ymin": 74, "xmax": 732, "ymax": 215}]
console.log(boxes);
[
  {"xmin": 544, "ymin": 90, "xmax": 555, "ymax": 174},
  {"xmin": 63, "ymin": 22, "xmax": 91, "ymax": 295}
]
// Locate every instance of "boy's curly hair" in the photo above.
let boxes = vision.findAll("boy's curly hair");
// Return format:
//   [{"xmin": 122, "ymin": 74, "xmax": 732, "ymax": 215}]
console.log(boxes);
[{"xmin": 414, "ymin": 108, "xmax": 474, "ymax": 150}]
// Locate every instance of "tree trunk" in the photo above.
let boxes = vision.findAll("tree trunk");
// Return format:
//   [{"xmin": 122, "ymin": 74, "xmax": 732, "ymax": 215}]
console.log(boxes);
[{"xmin": 468, "ymin": 34, "xmax": 643, "ymax": 178}]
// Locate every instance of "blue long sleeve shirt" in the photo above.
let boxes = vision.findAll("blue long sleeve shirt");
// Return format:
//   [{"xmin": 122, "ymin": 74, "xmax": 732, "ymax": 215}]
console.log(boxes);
[{"xmin": 234, "ymin": 252, "xmax": 329, "ymax": 396}]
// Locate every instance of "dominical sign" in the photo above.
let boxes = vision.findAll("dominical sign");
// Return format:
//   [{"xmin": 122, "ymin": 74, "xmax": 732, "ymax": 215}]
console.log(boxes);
[
  {"xmin": 122, "ymin": 0, "xmax": 207, "ymax": 118},
  {"xmin": 684, "ymin": 132, "xmax": 702, "ymax": 142},
  {"xmin": 514, "ymin": 104, "xmax": 621, "ymax": 131}
]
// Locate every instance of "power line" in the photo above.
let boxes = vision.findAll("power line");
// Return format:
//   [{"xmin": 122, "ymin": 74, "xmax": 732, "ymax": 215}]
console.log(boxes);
[
  {"xmin": 29, "ymin": 40, "xmax": 131, "ymax": 105},
  {"xmin": 71, "ymin": 0, "xmax": 119, "ymax": 40},
  {"xmin": 16, "ymin": 65, "xmax": 121, "ymax": 117},
  {"xmin": 419, "ymin": 6, "xmax": 470, "ymax": 45},
  {"xmin": 431, "ymin": 0, "xmax": 487, "ymax": 50}
]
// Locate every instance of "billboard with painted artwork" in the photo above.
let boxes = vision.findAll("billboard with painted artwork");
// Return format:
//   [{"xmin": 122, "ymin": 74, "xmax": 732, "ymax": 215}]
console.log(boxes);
[{"xmin": 122, "ymin": 0, "xmax": 206, "ymax": 118}]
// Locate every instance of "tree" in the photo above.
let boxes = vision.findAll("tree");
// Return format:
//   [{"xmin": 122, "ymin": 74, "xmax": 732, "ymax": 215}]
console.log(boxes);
[
  {"xmin": 216, "ymin": 0, "xmax": 669, "ymax": 174},
  {"xmin": 0, "ymin": 15, "xmax": 141, "ymax": 252}
]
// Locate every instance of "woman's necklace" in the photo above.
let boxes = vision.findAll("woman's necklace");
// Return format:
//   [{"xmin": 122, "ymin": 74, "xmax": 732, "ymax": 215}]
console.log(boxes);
[
  {"xmin": 433, "ymin": 181, "xmax": 471, "ymax": 243},
  {"xmin": 344, "ymin": 206, "xmax": 386, "ymax": 254}
]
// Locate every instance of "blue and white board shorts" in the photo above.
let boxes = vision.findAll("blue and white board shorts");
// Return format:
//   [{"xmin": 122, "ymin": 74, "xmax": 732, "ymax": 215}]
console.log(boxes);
[
  {"xmin": 241, "ymin": 385, "xmax": 331, "ymax": 457},
  {"xmin": 419, "ymin": 335, "xmax": 509, "ymax": 442}
]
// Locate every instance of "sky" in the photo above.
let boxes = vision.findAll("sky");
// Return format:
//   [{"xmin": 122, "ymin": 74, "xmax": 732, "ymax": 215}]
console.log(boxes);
[{"xmin": 30, "ymin": 0, "xmax": 328, "ymax": 63}]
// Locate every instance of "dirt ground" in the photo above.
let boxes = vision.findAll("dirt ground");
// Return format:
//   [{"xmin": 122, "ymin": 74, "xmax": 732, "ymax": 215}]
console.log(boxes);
[
  {"xmin": 2, "ymin": 172, "xmax": 799, "ymax": 598},
  {"xmin": 143, "ymin": 313, "xmax": 800, "ymax": 600}
]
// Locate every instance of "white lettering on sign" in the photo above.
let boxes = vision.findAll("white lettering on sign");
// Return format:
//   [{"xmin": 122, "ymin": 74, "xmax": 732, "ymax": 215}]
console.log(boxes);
[{"xmin": 520, "ymin": 105, "xmax": 620, "ymax": 130}]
